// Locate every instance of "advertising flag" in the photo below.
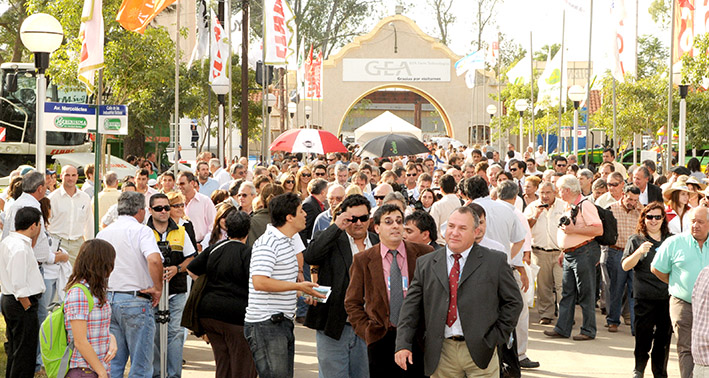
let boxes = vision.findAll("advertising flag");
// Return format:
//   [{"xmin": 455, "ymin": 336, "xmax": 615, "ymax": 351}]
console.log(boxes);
[
  {"xmin": 536, "ymin": 51, "xmax": 566, "ymax": 111},
  {"xmin": 78, "ymin": 0, "xmax": 104, "ymax": 93},
  {"xmin": 188, "ymin": 0, "xmax": 209, "ymax": 69},
  {"xmin": 606, "ymin": 0, "xmax": 637, "ymax": 82},
  {"xmin": 116, "ymin": 0, "xmax": 175, "ymax": 34},
  {"xmin": 264, "ymin": 0, "xmax": 297, "ymax": 66},
  {"xmin": 209, "ymin": 10, "xmax": 229, "ymax": 86},
  {"xmin": 486, "ymin": 40, "xmax": 499, "ymax": 66},
  {"xmin": 505, "ymin": 53, "xmax": 531, "ymax": 85},
  {"xmin": 305, "ymin": 50, "xmax": 323, "ymax": 100},
  {"xmin": 672, "ymin": 0, "xmax": 709, "ymax": 66},
  {"xmin": 454, "ymin": 50, "xmax": 485, "ymax": 76}
]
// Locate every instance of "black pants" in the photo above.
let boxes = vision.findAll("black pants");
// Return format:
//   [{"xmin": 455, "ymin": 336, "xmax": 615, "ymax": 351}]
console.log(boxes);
[
  {"xmin": 498, "ymin": 330, "xmax": 520, "ymax": 378},
  {"xmin": 367, "ymin": 329, "xmax": 425, "ymax": 377},
  {"xmin": 634, "ymin": 298, "xmax": 672, "ymax": 377},
  {"xmin": 1, "ymin": 294, "xmax": 39, "ymax": 378}
]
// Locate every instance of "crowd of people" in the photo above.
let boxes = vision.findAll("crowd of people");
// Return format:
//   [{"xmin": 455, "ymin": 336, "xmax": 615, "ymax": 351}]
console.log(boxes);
[{"xmin": 5, "ymin": 142, "xmax": 709, "ymax": 378}]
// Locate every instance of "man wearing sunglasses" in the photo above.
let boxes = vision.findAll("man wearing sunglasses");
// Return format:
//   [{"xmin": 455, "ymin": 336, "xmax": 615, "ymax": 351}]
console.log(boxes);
[
  {"xmin": 304, "ymin": 194, "xmax": 379, "ymax": 378},
  {"xmin": 146, "ymin": 193, "xmax": 196, "ymax": 378},
  {"xmin": 596, "ymin": 172, "xmax": 625, "ymax": 209},
  {"xmin": 553, "ymin": 156, "xmax": 568, "ymax": 175},
  {"xmin": 345, "ymin": 204, "xmax": 434, "ymax": 377}
]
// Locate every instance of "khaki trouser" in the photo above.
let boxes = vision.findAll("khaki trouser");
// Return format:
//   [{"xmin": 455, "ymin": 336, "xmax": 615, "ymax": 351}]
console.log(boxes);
[
  {"xmin": 532, "ymin": 248, "xmax": 563, "ymax": 319},
  {"xmin": 432, "ymin": 340, "xmax": 499, "ymax": 378},
  {"xmin": 670, "ymin": 296, "xmax": 694, "ymax": 378},
  {"xmin": 59, "ymin": 237, "xmax": 85, "ymax": 266},
  {"xmin": 514, "ymin": 269, "xmax": 529, "ymax": 360}
]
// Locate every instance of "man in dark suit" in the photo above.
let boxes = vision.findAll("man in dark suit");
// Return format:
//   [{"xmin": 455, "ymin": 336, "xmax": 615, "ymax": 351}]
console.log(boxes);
[
  {"xmin": 300, "ymin": 178, "xmax": 328, "ymax": 244},
  {"xmin": 394, "ymin": 206, "xmax": 523, "ymax": 377},
  {"xmin": 303, "ymin": 194, "xmax": 379, "ymax": 377},
  {"xmin": 633, "ymin": 166, "xmax": 662, "ymax": 205},
  {"xmin": 345, "ymin": 204, "xmax": 434, "ymax": 377}
]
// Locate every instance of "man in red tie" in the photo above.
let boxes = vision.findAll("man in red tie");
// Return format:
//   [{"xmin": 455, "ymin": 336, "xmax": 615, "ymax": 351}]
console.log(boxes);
[{"xmin": 394, "ymin": 206, "xmax": 523, "ymax": 377}]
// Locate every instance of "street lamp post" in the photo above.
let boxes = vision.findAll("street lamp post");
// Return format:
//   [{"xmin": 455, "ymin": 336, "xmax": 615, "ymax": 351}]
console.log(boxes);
[
  {"xmin": 568, "ymin": 85, "xmax": 586, "ymax": 159},
  {"xmin": 486, "ymin": 104, "xmax": 497, "ymax": 146},
  {"xmin": 679, "ymin": 84, "xmax": 689, "ymax": 166},
  {"xmin": 211, "ymin": 76, "xmax": 229, "ymax": 167},
  {"xmin": 20, "ymin": 13, "xmax": 63, "ymax": 173},
  {"xmin": 265, "ymin": 93, "xmax": 277, "ymax": 163},
  {"xmin": 288, "ymin": 102, "xmax": 297, "ymax": 129},
  {"xmin": 305, "ymin": 105, "xmax": 313, "ymax": 128},
  {"xmin": 514, "ymin": 99, "xmax": 528, "ymax": 153}
]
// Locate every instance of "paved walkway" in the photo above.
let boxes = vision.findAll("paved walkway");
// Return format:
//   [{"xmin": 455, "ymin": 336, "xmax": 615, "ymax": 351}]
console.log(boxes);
[{"xmin": 182, "ymin": 307, "xmax": 681, "ymax": 377}]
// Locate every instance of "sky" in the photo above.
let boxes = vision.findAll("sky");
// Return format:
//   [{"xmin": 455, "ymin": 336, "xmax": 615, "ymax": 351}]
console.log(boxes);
[{"xmin": 373, "ymin": 0, "xmax": 667, "ymax": 64}]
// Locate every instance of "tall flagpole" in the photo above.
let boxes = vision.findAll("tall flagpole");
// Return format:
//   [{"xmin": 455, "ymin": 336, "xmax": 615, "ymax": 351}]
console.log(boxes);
[
  {"xmin": 497, "ymin": 32, "xmax": 502, "ymax": 153},
  {"xmin": 584, "ymin": 0, "xmax": 594, "ymax": 168},
  {"xmin": 530, "ymin": 31, "xmax": 535, "ymax": 151},
  {"xmin": 173, "ymin": 0, "xmax": 180, "ymax": 176},
  {"xmin": 558, "ymin": 9, "xmax": 565, "ymax": 154},
  {"xmin": 261, "ymin": 0, "xmax": 269, "ymax": 163},
  {"xmin": 666, "ymin": 0, "xmax": 676, "ymax": 173}
]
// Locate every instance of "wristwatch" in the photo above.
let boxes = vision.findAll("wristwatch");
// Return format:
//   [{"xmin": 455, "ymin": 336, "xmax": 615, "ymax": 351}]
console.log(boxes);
[{"xmin": 176, "ymin": 265, "xmax": 182, "ymax": 273}]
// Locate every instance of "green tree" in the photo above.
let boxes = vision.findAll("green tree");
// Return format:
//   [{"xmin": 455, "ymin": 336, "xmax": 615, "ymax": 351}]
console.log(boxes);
[
  {"xmin": 649, "ymin": 0, "xmax": 671, "ymax": 29},
  {"xmin": 533, "ymin": 44, "xmax": 560, "ymax": 62},
  {"xmin": 680, "ymin": 33, "xmax": 709, "ymax": 149},
  {"xmin": 0, "ymin": 0, "xmax": 28, "ymax": 64},
  {"xmin": 637, "ymin": 34, "xmax": 668, "ymax": 79}
]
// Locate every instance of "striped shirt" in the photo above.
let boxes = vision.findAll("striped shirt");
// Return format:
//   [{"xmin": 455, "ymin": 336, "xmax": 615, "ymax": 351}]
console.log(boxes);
[{"xmin": 245, "ymin": 224, "xmax": 301, "ymax": 322}]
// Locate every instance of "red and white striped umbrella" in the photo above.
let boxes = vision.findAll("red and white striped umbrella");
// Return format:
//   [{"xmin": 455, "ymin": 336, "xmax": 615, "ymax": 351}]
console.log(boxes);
[{"xmin": 269, "ymin": 129, "xmax": 348, "ymax": 154}]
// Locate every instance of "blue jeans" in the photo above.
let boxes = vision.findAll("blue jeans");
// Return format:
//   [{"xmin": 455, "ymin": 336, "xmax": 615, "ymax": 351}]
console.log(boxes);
[
  {"xmin": 152, "ymin": 293, "xmax": 187, "ymax": 378},
  {"xmin": 606, "ymin": 247, "xmax": 635, "ymax": 332},
  {"xmin": 244, "ymin": 318, "xmax": 295, "ymax": 378},
  {"xmin": 109, "ymin": 292, "xmax": 156, "ymax": 378},
  {"xmin": 554, "ymin": 242, "xmax": 598, "ymax": 338},
  {"xmin": 296, "ymin": 266, "xmax": 311, "ymax": 318},
  {"xmin": 316, "ymin": 325, "xmax": 369, "ymax": 378}
]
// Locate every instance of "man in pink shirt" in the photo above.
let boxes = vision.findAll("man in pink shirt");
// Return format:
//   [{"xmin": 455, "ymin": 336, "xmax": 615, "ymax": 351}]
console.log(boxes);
[{"xmin": 177, "ymin": 172, "xmax": 216, "ymax": 251}]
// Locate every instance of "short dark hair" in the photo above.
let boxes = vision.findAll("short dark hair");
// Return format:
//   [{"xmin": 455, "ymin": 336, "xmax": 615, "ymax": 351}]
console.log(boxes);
[
  {"xmin": 373, "ymin": 203, "xmax": 404, "ymax": 225},
  {"xmin": 404, "ymin": 210, "xmax": 437, "ymax": 242},
  {"xmin": 136, "ymin": 168, "xmax": 149, "ymax": 178},
  {"xmin": 178, "ymin": 171, "xmax": 198, "ymax": 183},
  {"xmin": 393, "ymin": 166, "xmax": 406, "ymax": 178},
  {"xmin": 269, "ymin": 192, "xmax": 301, "ymax": 228},
  {"xmin": 624, "ymin": 184, "xmax": 641, "ymax": 195},
  {"xmin": 471, "ymin": 149, "xmax": 482, "ymax": 157},
  {"xmin": 465, "ymin": 176, "xmax": 489, "ymax": 200},
  {"xmin": 603, "ymin": 148, "xmax": 616, "ymax": 158},
  {"xmin": 149, "ymin": 193, "xmax": 169, "ymax": 208},
  {"xmin": 439, "ymin": 174, "xmax": 456, "ymax": 194},
  {"xmin": 313, "ymin": 164, "xmax": 327, "ymax": 172},
  {"xmin": 338, "ymin": 194, "xmax": 371, "ymax": 214},
  {"xmin": 511, "ymin": 159, "xmax": 527, "ymax": 172},
  {"xmin": 555, "ymin": 156, "xmax": 567, "ymax": 164},
  {"xmin": 466, "ymin": 202, "xmax": 486, "ymax": 219},
  {"xmin": 226, "ymin": 211, "xmax": 251, "ymax": 239},
  {"xmin": 15, "ymin": 206, "xmax": 41, "ymax": 231},
  {"xmin": 309, "ymin": 178, "xmax": 329, "ymax": 195},
  {"xmin": 641, "ymin": 159, "xmax": 656, "ymax": 172}
]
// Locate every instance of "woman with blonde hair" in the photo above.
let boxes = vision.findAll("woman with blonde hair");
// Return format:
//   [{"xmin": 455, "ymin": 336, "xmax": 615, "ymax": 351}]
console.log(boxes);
[
  {"xmin": 345, "ymin": 184, "xmax": 363, "ymax": 197},
  {"xmin": 166, "ymin": 192, "xmax": 199, "ymax": 252},
  {"xmin": 280, "ymin": 172, "xmax": 298, "ymax": 195},
  {"xmin": 207, "ymin": 202, "xmax": 236, "ymax": 246},
  {"xmin": 663, "ymin": 182, "xmax": 692, "ymax": 234},
  {"xmin": 523, "ymin": 175, "xmax": 541, "ymax": 207},
  {"xmin": 295, "ymin": 166, "xmax": 313, "ymax": 200}
]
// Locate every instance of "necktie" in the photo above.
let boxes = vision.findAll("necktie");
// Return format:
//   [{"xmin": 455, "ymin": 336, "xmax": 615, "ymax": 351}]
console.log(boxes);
[
  {"xmin": 389, "ymin": 249, "xmax": 404, "ymax": 326},
  {"xmin": 446, "ymin": 254, "xmax": 463, "ymax": 327}
]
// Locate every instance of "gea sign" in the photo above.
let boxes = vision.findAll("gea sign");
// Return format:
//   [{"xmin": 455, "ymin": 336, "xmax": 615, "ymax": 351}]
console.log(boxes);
[
  {"xmin": 44, "ymin": 103, "xmax": 128, "ymax": 135},
  {"xmin": 342, "ymin": 59, "xmax": 451, "ymax": 82}
]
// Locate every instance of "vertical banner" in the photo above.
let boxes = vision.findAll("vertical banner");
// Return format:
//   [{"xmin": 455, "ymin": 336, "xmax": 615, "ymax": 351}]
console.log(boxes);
[
  {"xmin": 536, "ymin": 51, "xmax": 566, "ymax": 111},
  {"xmin": 608, "ymin": 0, "xmax": 637, "ymax": 81},
  {"xmin": 305, "ymin": 50, "xmax": 323, "ymax": 100},
  {"xmin": 116, "ymin": 0, "xmax": 175, "ymax": 34},
  {"xmin": 209, "ymin": 10, "xmax": 229, "ymax": 85},
  {"xmin": 263, "ymin": 0, "xmax": 296, "ymax": 66},
  {"xmin": 78, "ymin": 0, "xmax": 104, "ymax": 93},
  {"xmin": 671, "ymin": 0, "xmax": 709, "ymax": 65},
  {"xmin": 188, "ymin": 0, "xmax": 209, "ymax": 68}
]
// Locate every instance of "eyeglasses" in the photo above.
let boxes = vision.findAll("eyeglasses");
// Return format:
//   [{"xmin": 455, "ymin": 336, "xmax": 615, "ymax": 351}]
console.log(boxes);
[
  {"xmin": 315, "ymin": 172, "xmax": 326, "ymax": 177},
  {"xmin": 301, "ymin": 173, "xmax": 311, "ymax": 177},
  {"xmin": 327, "ymin": 158, "xmax": 336, "ymax": 162},
  {"xmin": 285, "ymin": 180, "xmax": 294, "ymax": 184},
  {"xmin": 374, "ymin": 195, "xmax": 386, "ymax": 200},
  {"xmin": 151, "ymin": 205, "xmax": 171, "ymax": 212},
  {"xmin": 608, "ymin": 182, "xmax": 621, "ymax": 187},
  {"xmin": 171, "ymin": 203, "xmax": 185, "ymax": 208},
  {"xmin": 349, "ymin": 214, "xmax": 369, "ymax": 223},
  {"xmin": 328, "ymin": 196, "xmax": 343, "ymax": 203},
  {"xmin": 645, "ymin": 215, "xmax": 664, "ymax": 220},
  {"xmin": 382, "ymin": 218, "xmax": 403, "ymax": 225},
  {"xmin": 237, "ymin": 193, "xmax": 251, "ymax": 198},
  {"xmin": 406, "ymin": 173, "xmax": 417, "ymax": 177}
]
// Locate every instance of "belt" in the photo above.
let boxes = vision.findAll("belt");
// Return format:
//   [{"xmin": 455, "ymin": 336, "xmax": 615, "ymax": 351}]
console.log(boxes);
[
  {"xmin": 109, "ymin": 290, "xmax": 152, "ymax": 300},
  {"xmin": 532, "ymin": 246, "xmax": 560, "ymax": 252},
  {"xmin": 562, "ymin": 239, "xmax": 593, "ymax": 253},
  {"xmin": 448, "ymin": 335, "xmax": 465, "ymax": 341},
  {"xmin": 610, "ymin": 245, "xmax": 625, "ymax": 251}
]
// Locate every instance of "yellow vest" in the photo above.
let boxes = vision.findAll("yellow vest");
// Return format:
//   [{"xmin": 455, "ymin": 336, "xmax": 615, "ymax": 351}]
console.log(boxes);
[{"xmin": 152, "ymin": 224, "xmax": 187, "ymax": 254}]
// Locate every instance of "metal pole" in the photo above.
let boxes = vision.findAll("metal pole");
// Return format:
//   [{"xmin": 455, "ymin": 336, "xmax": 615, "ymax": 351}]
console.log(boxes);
[
  {"xmin": 261, "ymin": 0, "xmax": 268, "ymax": 164},
  {"xmin": 173, "ymin": 0, "xmax": 180, "ymax": 176},
  {"xmin": 158, "ymin": 277, "xmax": 169, "ymax": 378},
  {"xmin": 530, "ymin": 32, "xmax": 535, "ymax": 151},
  {"xmin": 217, "ymin": 0, "xmax": 226, "ymax": 167},
  {"xmin": 240, "ymin": 0, "xmax": 249, "ymax": 158},
  {"xmin": 679, "ymin": 86, "xmax": 688, "ymax": 165},
  {"xmin": 585, "ymin": 0, "xmax": 594, "ymax": 168},
  {"xmin": 667, "ymin": 0, "xmax": 676, "ymax": 173},
  {"xmin": 518, "ymin": 112, "xmax": 524, "ymax": 152},
  {"xmin": 573, "ymin": 107, "xmax": 579, "ymax": 157},
  {"xmin": 558, "ymin": 9, "xmax": 565, "ymax": 155},
  {"xmin": 226, "ymin": 0, "xmax": 232, "ymax": 165},
  {"xmin": 612, "ymin": 78, "xmax": 617, "ymax": 151},
  {"xmin": 93, "ymin": 69, "xmax": 103, "ymax": 237},
  {"xmin": 36, "ymin": 57, "xmax": 47, "ymax": 173},
  {"xmin": 497, "ymin": 31, "xmax": 502, "ymax": 153}
]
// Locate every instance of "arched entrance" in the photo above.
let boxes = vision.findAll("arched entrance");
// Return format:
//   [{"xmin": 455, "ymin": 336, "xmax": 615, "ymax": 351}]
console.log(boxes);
[{"xmin": 336, "ymin": 84, "xmax": 453, "ymax": 138}]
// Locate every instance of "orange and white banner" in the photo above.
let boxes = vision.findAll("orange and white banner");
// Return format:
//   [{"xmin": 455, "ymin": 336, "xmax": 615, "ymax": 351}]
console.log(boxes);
[
  {"xmin": 263, "ymin": 0, "xmax": 296, "ymax": 66},
  {"xmin": 305, "ymin": 49, "xmax": 322, "ymax": 100},
  {"xmin": 78, "ymin": 0, "xmax": 104, "ymax": 93},
  {"xmin": 672, "ymin": 0, "xmax": 709, "ymax": 65},
  {"xmin": 116, "ymin": 0, "xmax": 175, "ymax": 34},
  {"xmin": 608, "ymin": 0, "xmax": 637, "ymax": 82},
  {"xmin": 209, "ymin": 10, "xmax": 229, "ymax": 86}
]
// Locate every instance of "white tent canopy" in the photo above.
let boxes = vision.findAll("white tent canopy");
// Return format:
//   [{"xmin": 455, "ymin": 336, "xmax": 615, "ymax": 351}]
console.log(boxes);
[{"xmin": 354, "ymin": 111, "xmax": 423, "ymax": 144}]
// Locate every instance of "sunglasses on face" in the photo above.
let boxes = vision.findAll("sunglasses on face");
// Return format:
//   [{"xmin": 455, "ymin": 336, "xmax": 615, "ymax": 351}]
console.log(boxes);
[
  {"xmin": 383, "ymin": 218, "xmax": 403, "ymax": 226},
  {"xmin": 315, "ymin": 172, "xmax": 326, "ymax": 177},
  {"xmin": 171, "ymin": 203, "xmax": 185, "ymax": 208},
  {"xmin": 407, "ymin": 173, "xmax": 417, "ymax": 177},
  {"xmin": 285, "ymin": 180, "xmax": 294, "ymax": 184},
  {"xmin": 645, "ymin": 215, "xmax": 664, "ymax": 220},
  {"xmin": 151, "ymin": 205, "xmax": 171, "ymax": 212},
  {"xmin": 301, "ymin": 173, "xmax": 311, "ymax": 177},
  {"xmin": 349, "ymin": 214, "xmax": 369, "ymax": 223},
  {"xmin": 557, "ymin": 164, "xmax": 567, "ymax": 168},
  {"xmin": 510, "ymin": 168, "xmax": 518, "ymax": 172},
  {"xmin": 608, "ymin": 182, "xmax": 621, "ymax": 187},
  {"xmin": 374, "ymin": 195, "xmax": 386, "ymax": 200}
]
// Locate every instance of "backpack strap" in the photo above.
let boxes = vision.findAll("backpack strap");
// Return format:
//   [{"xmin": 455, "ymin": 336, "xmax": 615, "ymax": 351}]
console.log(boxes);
[{"xmin": 63, "ymin": 283, "xmax": 95, "ymax": 313}]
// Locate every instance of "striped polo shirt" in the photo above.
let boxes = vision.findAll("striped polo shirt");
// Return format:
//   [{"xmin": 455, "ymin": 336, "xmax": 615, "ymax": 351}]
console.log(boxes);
[{"xmin": 245, "ymin": 224, "xmax": 300, "ymax": 322}]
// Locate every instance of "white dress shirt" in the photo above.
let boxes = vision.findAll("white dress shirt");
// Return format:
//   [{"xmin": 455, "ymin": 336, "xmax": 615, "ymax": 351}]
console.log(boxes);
[
  {"xmin": 97, "ymin": 215, "xmax": 162, "ymax": 291},
  {"xmin": 81, "ymin": 180, "xmax": 94, "ymax": 199},
  {"xmin": 48, "ymin": 186, "xmax": 94, "ymax": 241},
  {"xmin": 213, "ymin": 168, "xmax": 231, "ymax": 186},
  {"xmin": 0, "ymin": 232, "xmax": 45, "ymax": 298},
  {"xmin": 430, "ymin": 193, "xmax": 462, "ymax": 245},
  {"xmin": 639, "ymin": 185, "xmax": 649, "ymax": 206},
  {"xmin": 524, "ymin": 199, "xmax": 565, "ymax": 251},
  {"xmin": 2, "ymin": 193, "xmax": 53, "ymax": 264},
  {"xmin": 347, "ymin": 232, "xmax": 373, "ymax": 255},
  {"xmin": 444, "ymin": 245, "xmax": 472, "ymax": 338}
]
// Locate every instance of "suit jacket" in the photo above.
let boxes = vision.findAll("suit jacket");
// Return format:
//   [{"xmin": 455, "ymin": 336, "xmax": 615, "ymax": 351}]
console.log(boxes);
[
  {"xmin": 303, "ymin": 224, "xmax": 379, "ymax": 340},
  {"xmin": 395, "ymin": 244, "xmax": 523, "ymax": 375},
  {"xmin": 344, "ymin": 241, "xmax": 434, "ymax": 345},
  {"xmin": 647, "ymin": 183, "xmax": 663, "ymax": 204},
  {"xmin": 300, "ymin": 195, "xmax": 324, "ymax": 243}
]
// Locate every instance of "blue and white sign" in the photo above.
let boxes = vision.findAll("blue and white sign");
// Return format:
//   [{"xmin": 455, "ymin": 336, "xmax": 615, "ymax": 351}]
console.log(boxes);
[
  {"xmin": 98, "ymin": 105, "xmax": 128, "ymax": 135},
  {"xmin": 43, "ymin": 102, "xmax": 128, "ymax": 135}
]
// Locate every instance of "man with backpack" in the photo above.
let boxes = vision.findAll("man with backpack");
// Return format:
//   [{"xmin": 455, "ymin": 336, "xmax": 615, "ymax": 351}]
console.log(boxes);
[
  {"xmin": 544, "ymin": 175, "xmax": 603, "ymax": 341},
  {"xmin": 0, "ymin": 207, "xmax": 44, "ymax": 377}
]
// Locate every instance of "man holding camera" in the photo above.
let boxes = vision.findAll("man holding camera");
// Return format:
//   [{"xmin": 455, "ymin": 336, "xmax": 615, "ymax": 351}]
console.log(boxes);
[
  {"xmin": 147, "ymin": 193, "xmax": 196, "ymax": 378},
  {"xmin": 544, "ymin": 175, "xmax": 603, "ymax": 341}
]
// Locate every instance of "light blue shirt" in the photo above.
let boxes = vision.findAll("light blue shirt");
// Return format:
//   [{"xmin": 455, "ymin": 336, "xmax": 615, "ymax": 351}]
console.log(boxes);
[
  {"xmin": 652, "ymin": 232, "xmax": 709, "ymax": 303},
  {"xmin": 198, "ymin": 178, "xmax": 220, "ymax": 197},
  {"xmin": 311, "ymin": 211, "xmax": 333, "ymax": 240}
]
